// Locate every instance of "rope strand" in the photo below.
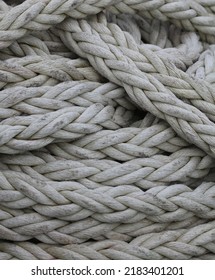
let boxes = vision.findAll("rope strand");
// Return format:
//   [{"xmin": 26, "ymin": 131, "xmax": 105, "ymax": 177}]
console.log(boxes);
[{"xmin": 0, "ymin": 0, "xmax": 215, "ymax": 260}]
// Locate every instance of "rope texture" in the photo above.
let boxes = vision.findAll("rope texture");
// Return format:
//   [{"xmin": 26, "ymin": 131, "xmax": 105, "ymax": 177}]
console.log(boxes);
[{"xmin": 0, "ymin": 0, "xmax": 215, "ymax": 260}]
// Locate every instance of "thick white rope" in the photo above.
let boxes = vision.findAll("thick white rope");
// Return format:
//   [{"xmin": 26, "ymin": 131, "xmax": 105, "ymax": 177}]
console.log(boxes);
[
  {"xmin": 0, "ymin": 169, "xmax": 215, "ymax": 243},
  {"xmin": 0, "ymin": 55, "xmax": 103, "ymax": 89},
  {"xmin": 0, "ymin": 81, "xmax": 135, "ymax": 114},
  {"xmin": 187, "ymin": 45, "xmax": 215, "ymax": 86},
  {"xmin": 0, "ymin": 38, "xmax": 201, "ymax": 88},
  {"xmin": 108, "ymin": 12, "xmax": 207, "ymax": 57},
  {"xmin": 0, "ymin": 0, "xmax": 215, "ymax": 260},
  {"xmin": 108, "ymin": 0, "xmax": 215, "ymax": 37},
  {"xmin": 0, "ymin": 0, "xmax": 214, "ymax": 50},
  {"xmin": 1, "ymin": 219, "xmax": 215, "ymax": 259},
  {"xmin": 1, "ymin": 105, "xmax": 134, "ymax": 147},
  {"xmin": 2, "ymin": 151, "xmax": 213, "ymax": 186},
  {"xmin": 53, "ymin": 14, "xmax": 215, "ymax": 157}
]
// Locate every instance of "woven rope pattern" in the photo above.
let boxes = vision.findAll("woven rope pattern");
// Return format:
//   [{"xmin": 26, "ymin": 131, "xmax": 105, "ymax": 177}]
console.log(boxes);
[{"xmin": 0, "ymin": 0, "xmax": 215, "ymax": 260}]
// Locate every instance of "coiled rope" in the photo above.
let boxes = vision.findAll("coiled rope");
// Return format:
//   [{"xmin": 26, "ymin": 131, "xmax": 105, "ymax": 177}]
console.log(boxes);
[{"xmin": 0, "ymin": 0, "xmax": 215, "ymax": 260}]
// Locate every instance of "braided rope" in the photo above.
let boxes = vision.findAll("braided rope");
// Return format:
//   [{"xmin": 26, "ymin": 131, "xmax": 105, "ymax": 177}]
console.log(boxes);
[
  {"xmin": 0, "ymin": 39, "xmax": 200, "ymax": 88},
  {"xmin": 187, "ymin": 45, "xmax": 215, "ymax": 86},
  {"xmin": 0, "ymin": 0, "xmax": 215, "ymax": 260},
  {"xmin": 55, "ymin": 17, "xmax": 215, "ymax": 124},
  {"xmin": 54, "ymin": 14, "xmax": 215, "ymax": 157},
  {"xmin": 1, "ymin": 219, "xmax": 215, "ymax": 259},
  {"xmin": 0, "ymin": 169, "xmax": 214, "ymax": 243},
  {"xmin": 0, "ymin": 30, "xmax": 76, "ymax": 59},
  {"xmin": 109, "ymin": 12, "xmax": 206, "ymax": 58},
  {"xmin": 0, "ymin": 147, "xmax": 213, "ymax": 188},
  {"xmin": 0, "ymin": 81, "xmax": 135, "ymax": 114},
  {"xmin": 108, "ymin": 0, "xmax": 215, "ymax": 37},
  {"xmin": 0, "ymin": 103, "xmax": 136, "ymax": 153},
  {"xmin": 47, "ymin": 123, "xmax": 190, "ymax": 161},
  {"xmin": 0, "ymin": 35, "xmax": 50, "ymax": 59},
  {"xmin": 0, "ymin": 55, "xmax": 103, "ymax": 89},
  {"xmin": 0, "ymin": 0, "xmax": 214, "ymax": 50}
]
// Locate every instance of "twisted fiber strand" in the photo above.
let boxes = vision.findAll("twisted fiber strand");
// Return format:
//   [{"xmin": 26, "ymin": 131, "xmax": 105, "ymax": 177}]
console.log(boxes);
[
  {"xmin": 98, "ymin": 217, "xmax": 206, "ymax": 242},
  {"xmin": 1, "ymin": 220, "xmax": 215, "ymax": 259},
  {"xmin": 1, "ymin": 29, "xmax": 76, "ymax": 59},
  {"xmin": 0, "ymin": 208, "xmax": 208, "ymax": 244},
  {"xmin": 0, "ymin": 81, "xmax": 135, "ymax": 118},
  {"xmin": 112, "ymin": 3, "xmax": 215, "ymax": 44},
  {"xmin": 0, "ymin": 31, "xmax": 75, "ymax": 60},
  {"xmin": 1, "ymin": 169, "xmax": 215, "ymax": 222},
  {"xmin": 0, "ymin": 0, "xmax": 214, "ymax": 50},
  {"xmin": 110, "ymin": 11, "xmax": 215, "ymax": 74},
  {"xmin": 54, "ymin": 14, "xmax": 215, "ymax": 157},
  {"xmin": 0, "ymin": 170, "xmax": 214, "ymax": 241},
  {"xmin": 1, "ymin": 45, "xmax": 206, "ymax": 154},
  {"xmin": 19, "ymin": 111, "xmax": 207, "ymax": 163},
  {"xmin": 134, "ymin": 14, "xmax": 203, "ymax": 49},
  {"xmin": 17, "ymin": 16, "xmax": 213, "ymax": 126},
  {"xmin": 109, "ymin": 12, "xmax": 206, "ymax": 62},
  {"xmin": 47, "ymin": 112, "xmax": 175, "ymax": 161},
  {"xmin": 0, "ymin": 102, "xmax": 135, "ymax": 154},
  {"xmin": 3, "ymin": 81, "xmax": 210, "ymax": 161},
  {"xmin": 0, "ymin": 0, "xmax": 79, "ymax": 48},
  {"xmin": 196, "ymin": 0, "xmax": 215, "ymax": 13},
  {"xmin": 0, "ymin": 35, "xmax": 51, "ymax": 60},
  {"xmin": 1, "ymin": 147, "xmax": 209, "ymax": 189},
  {"xmin": 0, "ymin": 0, "xmax": 215, "ymax": 262},
  {"xmin": 131, "ymin": 8, "xmax": 215, "ymax": 45},
  {"xmin": 0, "ymin": 55, "xmax": 102, "ymax": 90},
  {"xmin": 133, "ymin": 15, "xmax": 183, "ymax": 48},
  {"xmin": 0, "ymin": 201, "xmax": 207, "ymax": 244},
  {"xmin": 31, "ymin": 30, "xmax": 76, "ymax": 58},
  {"xmin": 1, "ymin": 243, "xmax": 214, "ymax": 261},
  {"xmin": 0, "ymin": 0, "xmax": 121, "ymax": 49},
  {"xmin": 0, "ymin": 40, "xmax": 199, "ymax": 90},
  {"xmin": 187, "ymin": 45, "xmax": 215, "ymax": 86},
  {"xmin": 1, "ymin": 148, "xmax": 213, "ymax": 188},
  {"xmin": 107, "ymin": 0, "xmax": 215, "ymax": 37},
  {"xmin": 0, "ymin": 177, "xmax": 207, "ymax": 244},
  {"xmin": 47, "ymin": 123, "xmax": 190, "ymax": 161},
  {"xmin": 110, "ymin": 13, "xmax": 215, "ymax": 77},
  {"xmin": 40, "ymin": 24, "xmax": 203, "ymax": 68},
  {"xmin": 1, "ymin": 207, "xmax": 208, "ymax": 245},
  {"xmin": 56, "ymin": 16, "xmax": 215, "ymax": 123}
]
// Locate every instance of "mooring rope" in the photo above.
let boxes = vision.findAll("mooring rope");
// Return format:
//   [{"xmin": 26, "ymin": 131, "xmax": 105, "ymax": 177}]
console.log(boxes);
[
  {"xmin": 0, "ymin": 0, "xmax": 215, "ymax": 260},
  {"xmin": 1, "ymin": 219, "xmax": 215, "ymax": 259}
]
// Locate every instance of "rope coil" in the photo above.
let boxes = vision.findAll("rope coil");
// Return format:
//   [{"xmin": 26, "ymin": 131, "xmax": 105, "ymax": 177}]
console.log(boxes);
[{"xmin": 0, "ymin": 0, "xmax": 215, "ymax": 260}]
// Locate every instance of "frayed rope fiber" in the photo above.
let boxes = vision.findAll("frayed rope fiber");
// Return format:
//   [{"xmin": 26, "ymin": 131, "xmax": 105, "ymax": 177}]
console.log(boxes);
[{"xmin": 0, "ymin": 0, "xmax": 215, "ymax": 260}]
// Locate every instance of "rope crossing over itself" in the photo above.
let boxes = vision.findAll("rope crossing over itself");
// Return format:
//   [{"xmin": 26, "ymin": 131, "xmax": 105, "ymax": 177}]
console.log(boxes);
[{"xmin": 0, "ymin": 0, "xmax": 215, "ymax": 260}]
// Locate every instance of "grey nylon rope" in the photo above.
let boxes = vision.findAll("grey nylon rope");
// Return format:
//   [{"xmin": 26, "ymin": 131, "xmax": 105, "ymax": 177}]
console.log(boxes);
[{"xmin": 1, "ymin": 0, "xmax": 215, "ymax": 260}]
